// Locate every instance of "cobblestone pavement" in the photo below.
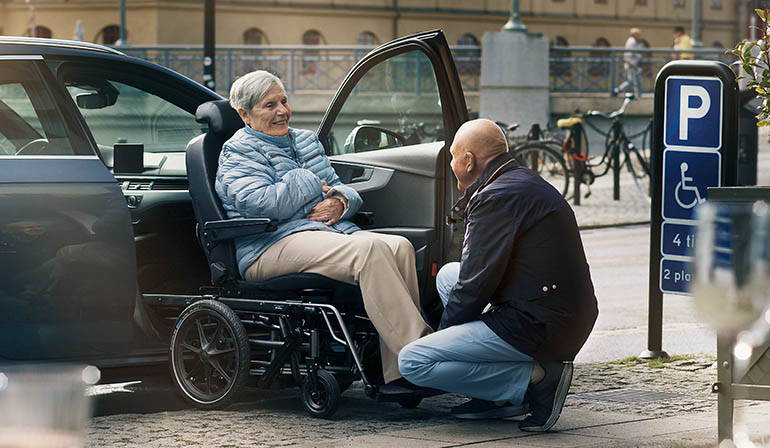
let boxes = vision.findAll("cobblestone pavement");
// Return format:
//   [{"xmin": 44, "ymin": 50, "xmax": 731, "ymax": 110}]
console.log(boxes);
[{"xmin": 85, "ymin": 357, "xmax": 727, "ymax": 447}]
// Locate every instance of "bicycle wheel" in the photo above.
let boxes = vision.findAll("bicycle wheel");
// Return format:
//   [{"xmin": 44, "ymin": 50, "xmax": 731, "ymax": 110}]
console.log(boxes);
[
  {"xmin": 624, "ymin": 144, "xmax": 651, "ymax": 199},
  {"xmin": 512, "ymin": 143, "xmax": 570, "ymax": 197}
]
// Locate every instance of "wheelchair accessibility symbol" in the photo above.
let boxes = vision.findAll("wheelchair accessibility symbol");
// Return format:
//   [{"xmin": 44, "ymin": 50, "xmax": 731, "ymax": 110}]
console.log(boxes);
[
  {"xmin": 662, "ymin": 149, "xmax": 720, "ymax": 221},
  {"xmin": 674, "ymin": 162, "xmax": 706, "ymax": 209}
]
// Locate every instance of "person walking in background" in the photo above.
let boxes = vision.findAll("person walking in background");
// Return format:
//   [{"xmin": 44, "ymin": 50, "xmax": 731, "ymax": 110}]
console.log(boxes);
[
  {"xmin": 613, "ymin": 27, "xmax": 644, "ymax": 97},
  {"xmin": 673, "ymin": 26, "xmax": 694, "ymax": 60}
]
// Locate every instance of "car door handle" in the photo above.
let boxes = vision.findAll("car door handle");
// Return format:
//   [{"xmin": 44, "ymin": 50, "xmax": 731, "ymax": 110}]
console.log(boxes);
[{"xmin": 350, "ymin": 168, "xmax": 374, "ymax": 183}]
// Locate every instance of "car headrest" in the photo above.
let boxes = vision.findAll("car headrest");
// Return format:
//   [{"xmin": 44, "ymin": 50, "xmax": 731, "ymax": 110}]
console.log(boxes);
[{"xmin": 195, "ymin": 100, "xmax": 244, "ymax": 139}]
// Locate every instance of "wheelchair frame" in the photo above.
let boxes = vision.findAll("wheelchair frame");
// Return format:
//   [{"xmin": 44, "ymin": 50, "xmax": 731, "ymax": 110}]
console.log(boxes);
[{"xmin": 146, "ymin": 286, "xmax": 425, "ymax": 419}]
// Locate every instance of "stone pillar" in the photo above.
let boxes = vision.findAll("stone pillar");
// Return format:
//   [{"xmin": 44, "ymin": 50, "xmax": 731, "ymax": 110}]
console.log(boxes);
[{"xmin": 480, "ymin": 31, "xmax": 549, "ymax": 131}]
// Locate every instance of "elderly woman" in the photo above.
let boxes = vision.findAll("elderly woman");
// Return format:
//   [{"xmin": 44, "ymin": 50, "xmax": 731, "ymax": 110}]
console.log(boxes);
[{"xmin": 215, "ymin": 70, "xmax": 432, "ymax": 385}]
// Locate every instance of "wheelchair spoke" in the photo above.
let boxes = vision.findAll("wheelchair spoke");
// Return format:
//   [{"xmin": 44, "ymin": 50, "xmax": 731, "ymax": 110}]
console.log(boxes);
[
  {"xmin": 196, "ymin": 319, "xmax": 209, "ymax": 349},
  {"xmin": 208, "ymin": 346, "xmax": 235, "ymax": 356},
  {"xmin": 182, "ymin": 342, "xmax": 201, "ymax": 354},
  {"xmin": 208, "ymin": 359, "xmax": 232, "ymax": 386}
]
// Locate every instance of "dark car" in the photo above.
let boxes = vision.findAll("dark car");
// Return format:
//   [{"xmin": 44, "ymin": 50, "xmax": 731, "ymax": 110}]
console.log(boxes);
[{"xmin": 0, "ymin": 31, "xmax": 469, "ymax": 377}]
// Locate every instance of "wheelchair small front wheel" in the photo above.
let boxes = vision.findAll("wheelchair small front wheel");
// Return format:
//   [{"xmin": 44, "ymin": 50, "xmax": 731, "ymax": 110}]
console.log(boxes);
[
  {"xmin": 170, "ymin": 299, "xmax": 250, "ymax": 410},
  {"xmin": 302, "ymin": 369, "xmax": 340, "ymax": 419}
]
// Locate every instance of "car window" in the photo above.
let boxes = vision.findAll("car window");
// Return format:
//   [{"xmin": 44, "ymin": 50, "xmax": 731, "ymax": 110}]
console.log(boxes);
[
  {"xmin": 0, "ymin": 62, "xmax": 76, "ymax": 156},
  {"xmin": 65, "ymin": 78, "xmax": 206, "ymax": 153},
  {"xmin": 327, "ymin": 50, "xmax": 444, "ymax": 155}
]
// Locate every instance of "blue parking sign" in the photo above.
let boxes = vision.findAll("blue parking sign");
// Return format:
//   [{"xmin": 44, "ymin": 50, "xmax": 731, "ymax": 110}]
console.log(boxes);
[
  {"xmin": 662, "ymin": 149, "xmax": 720, "ymax": 221},
  {"xmin": 664, "ymin": 76, "xmax": 722, "ymax": 150}
]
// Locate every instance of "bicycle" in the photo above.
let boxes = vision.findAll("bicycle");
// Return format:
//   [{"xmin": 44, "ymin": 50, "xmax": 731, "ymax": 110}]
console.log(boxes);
[
  {"xmin": 569, "ymin": 94, "xmax": 652, "ymax": 203},
  {"xmin": 500, "ymin": 122, "xmax": 571, "ymax": 198}
]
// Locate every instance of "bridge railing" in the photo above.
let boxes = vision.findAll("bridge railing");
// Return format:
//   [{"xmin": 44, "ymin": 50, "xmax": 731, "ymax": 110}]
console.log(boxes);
[
  {"xmin": 549, "ymin": 46, "xmax": 735, "ymax": 94},
  {"xmin": 114, "ymin": 44, "xmax": 733, "ymax": 96}
]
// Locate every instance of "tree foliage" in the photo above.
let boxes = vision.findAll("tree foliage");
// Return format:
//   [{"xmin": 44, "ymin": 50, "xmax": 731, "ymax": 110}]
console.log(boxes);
[{"xmin": 735, "ymin": 8, "xmax": 770, "ymax": 126}]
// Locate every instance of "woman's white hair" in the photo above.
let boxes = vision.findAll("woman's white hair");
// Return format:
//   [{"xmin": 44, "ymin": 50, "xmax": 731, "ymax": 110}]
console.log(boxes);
[{"xmin": 229, "ymin": 70, "xmax": 286, "ymax": 111}]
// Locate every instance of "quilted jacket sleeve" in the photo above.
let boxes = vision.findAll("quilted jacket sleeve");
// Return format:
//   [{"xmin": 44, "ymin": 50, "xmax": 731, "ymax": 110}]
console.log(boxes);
[
  {"xmin": 310, "ymin": 134, "xmax": 363, "ymax": 220},
  {"xmin": 218, "ymin": 141, "xmax": 323, "ymax": 222}
]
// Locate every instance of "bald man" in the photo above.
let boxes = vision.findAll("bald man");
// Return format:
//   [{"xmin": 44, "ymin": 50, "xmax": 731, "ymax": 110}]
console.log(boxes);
[{"xmin": 398, "ymin": 119, "xmax": 597, "ymax": 430}]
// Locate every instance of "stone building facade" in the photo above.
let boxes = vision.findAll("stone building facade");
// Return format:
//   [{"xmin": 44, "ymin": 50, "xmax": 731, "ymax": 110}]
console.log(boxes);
[{"xmin": 0, "ymin": 0, "xmax": 749, "ymax": 49}]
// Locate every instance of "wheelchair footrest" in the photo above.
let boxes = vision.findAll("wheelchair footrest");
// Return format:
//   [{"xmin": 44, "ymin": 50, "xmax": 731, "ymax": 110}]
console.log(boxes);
[{"xmin": 373, "ymin": 384, "xmax": 445, "ymax": 402}]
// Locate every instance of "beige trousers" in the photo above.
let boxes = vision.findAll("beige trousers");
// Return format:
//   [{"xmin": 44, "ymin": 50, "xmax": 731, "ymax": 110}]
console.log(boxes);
[{"xmin": 244, "ymin": 230, "xmax": 433, "ymax": 383}]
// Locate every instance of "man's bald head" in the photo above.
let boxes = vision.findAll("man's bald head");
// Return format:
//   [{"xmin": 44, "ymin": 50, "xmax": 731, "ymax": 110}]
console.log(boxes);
[{"xmin": 449, "ymin": 119, "xmax": 509, "ymax": 190}]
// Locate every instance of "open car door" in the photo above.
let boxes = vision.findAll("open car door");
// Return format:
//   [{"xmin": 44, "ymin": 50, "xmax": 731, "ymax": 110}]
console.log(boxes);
[{"xmin": 317, "ymin": 30, "xmax": 468, "ymax": 323}]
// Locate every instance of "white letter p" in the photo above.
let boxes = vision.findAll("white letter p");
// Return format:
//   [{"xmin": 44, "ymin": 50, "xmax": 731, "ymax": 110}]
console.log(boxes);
[{"xmin": 679, "ymin": 85, "xmax": 710, "ymax": 141}]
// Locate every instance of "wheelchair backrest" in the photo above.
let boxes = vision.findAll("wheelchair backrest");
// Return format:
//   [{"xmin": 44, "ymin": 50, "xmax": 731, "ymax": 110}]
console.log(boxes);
[{"xmin": 186, "ymin": 99, "xmax": 245, "ymax": 285}]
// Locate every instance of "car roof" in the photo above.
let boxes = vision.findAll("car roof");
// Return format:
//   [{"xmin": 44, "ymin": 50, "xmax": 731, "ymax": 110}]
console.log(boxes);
[{"xmin": 0, "ymin": 36, "xmax": 125, "ymax": 56}]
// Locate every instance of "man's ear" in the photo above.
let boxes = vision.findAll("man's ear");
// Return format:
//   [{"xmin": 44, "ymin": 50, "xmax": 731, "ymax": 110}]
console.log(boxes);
[{"xmin": 465, "ymin": 151, "xmax": 476, "ymax": 174}]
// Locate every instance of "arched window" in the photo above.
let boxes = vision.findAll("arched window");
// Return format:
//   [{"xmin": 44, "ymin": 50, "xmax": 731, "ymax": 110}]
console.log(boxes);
[
  {"xmin": 456, "ymin": 33, "xmax": 480, "ymax": 76},
  {"xmin": 96, "ymin": 25, "xmax": 123, "ymax": 45},
  {"xmin": 302, "ymin": 30, "xmax": 325, "ymax": 46},
  {"xmin": 711, "ymin": 41, "xmax": 724, "ymax": 48},
  {"xmin": 301, "ymin": 30, "xmax": 325, "ymax": 74},
  {"xmin": 26, "ymin": 26, "xmax": 52, "ymax": 38},
  {"xmin": 550, "ymin": 36, "xmax": 571, "ymax": 77},
  {"xmin": 243, "ymin": 28, "xmax": 268, "ymax": 45},
  {"xmin": 588, "ymin": 37, "xmax": 611, "ymax": 77},
  {"xmin": 357, "ymin": 31, "xmax": 378, "ymax": 46}
]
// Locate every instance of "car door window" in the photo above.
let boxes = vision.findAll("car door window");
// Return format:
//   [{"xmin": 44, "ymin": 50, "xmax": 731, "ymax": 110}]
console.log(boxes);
[
  {"xmin": 327, "ymin": 50, "xmax": 444, "ymax": 155},
  {"xmin": 64, "ymin": 75, "xmax": 206, "ymax": 153},
  {"xmin": 0, "ymin": 62, "xmax": 76, "ymax": 156}
]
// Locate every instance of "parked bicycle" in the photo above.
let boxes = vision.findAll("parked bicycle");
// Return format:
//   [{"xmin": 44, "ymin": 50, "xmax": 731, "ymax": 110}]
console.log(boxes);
[
  {"xmin": 499, "ymin": 122, "xmax": 571, "ymax": 197},
  {"xmin": 504, "ymin": 94, "xmax": 652, "ymax": 204}
]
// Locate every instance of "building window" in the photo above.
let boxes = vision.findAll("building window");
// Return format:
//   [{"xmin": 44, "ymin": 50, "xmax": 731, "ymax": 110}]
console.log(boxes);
[
  {"xmin": 550, "ymin": 36, "xmax": 571, "ymax": 78},
  {"xmin": 589, "ymin": 37, "xmax": 611, "ymax": 77},
  {"xmin": 710, "ymin": 0, "xmax": 721, "ymax": 9},
  {"xmin": 97, "ymin": 25, "xmax": 122, "ymax": 45},
  {"xmin": 673, "ymin": 0, "xmax": 685, "ymax": 8},
  {"xmin": 635, "ymin": 0, "xmax": 648, "ymax": 5},
  {"xmin": 301, "ymin": 30, "xmax": 325, "ymax": 74},
  {"xmin": 243, "ymin": 28, "xmax": 268, "ymax": 45},
  {"xmin": 357, "ymin": 31, "xmax": 378, "ymax": 46},
  {"xmin": 25, "ymin": 26, "xmax": 52, "ymax": 38},
  {"xmin": 456, "ymin": 34, "xmax": 480, "ymax": 76},
  {"xmin": 594, "ymin": 0, "xmax": 608, "ymax": 4}
]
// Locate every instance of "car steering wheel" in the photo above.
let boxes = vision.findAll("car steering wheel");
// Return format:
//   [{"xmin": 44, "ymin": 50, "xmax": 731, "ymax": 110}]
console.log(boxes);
[{"xmin": 16, "ymin": 138, "xmax": 49, "ymax": 155}]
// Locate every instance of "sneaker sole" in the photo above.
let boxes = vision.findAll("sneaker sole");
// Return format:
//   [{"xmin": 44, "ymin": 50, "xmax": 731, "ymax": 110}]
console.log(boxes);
[
  {"xmin": 519, "ymin": 362, "xmax": 573, "ymax": 432},
  {"xmin": 453, "ymin": 404, "xmax": 529, "ymax": 420}
]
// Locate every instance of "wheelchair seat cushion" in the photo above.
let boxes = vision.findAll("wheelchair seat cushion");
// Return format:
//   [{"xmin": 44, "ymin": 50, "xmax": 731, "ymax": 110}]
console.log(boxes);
[{"xmin": 236, "ymin": 273, "xmax": 362, "ymax": 304}]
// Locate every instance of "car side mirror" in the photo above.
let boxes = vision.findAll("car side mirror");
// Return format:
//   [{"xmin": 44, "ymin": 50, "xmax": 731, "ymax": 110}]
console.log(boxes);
[
  {"xmin": 344, "ymin": 125, "xmax": 406, "ymax": 153},
  {"xmin": 113, "ymin": 143, "xmax": 144, "ymax": 173}
]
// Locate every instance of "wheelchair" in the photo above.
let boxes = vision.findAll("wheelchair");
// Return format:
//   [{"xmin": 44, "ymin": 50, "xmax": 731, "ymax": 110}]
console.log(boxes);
[{"xmin": 157, "ymin": 100, "xmax": 434, "ymax": 419}]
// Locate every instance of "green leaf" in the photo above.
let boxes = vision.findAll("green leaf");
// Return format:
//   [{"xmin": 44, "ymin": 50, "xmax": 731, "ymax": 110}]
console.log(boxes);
[
  {"xmin": 744, "ymin": 63, "xmax": 755, "ymax": 77},
  {"xmin": 756, "ymin": 9, "xmax": 767, "ymax": 22},
  {"xmin": 756, "ymin": 119, "xmax": 770, "ymax": 127}
]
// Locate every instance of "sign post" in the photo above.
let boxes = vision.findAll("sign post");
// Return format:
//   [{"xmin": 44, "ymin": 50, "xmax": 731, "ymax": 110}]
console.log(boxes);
[{"xmin": 642, "ymin": 61, "xmax": 738, "ymax": 359}]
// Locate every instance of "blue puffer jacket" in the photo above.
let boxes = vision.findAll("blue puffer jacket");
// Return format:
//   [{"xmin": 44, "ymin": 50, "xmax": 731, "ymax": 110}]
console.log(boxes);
[{"xmin": 215, "ymin": 126, "xmax": 362, "ymax": 277}]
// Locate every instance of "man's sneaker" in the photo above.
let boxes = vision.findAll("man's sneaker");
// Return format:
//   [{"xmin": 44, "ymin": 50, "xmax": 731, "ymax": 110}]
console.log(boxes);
[
  {"xmin": 518, "ymin": 361, "xmax": 573, "ymax": 432},
  {"xmin": 451, "ymin": 398, "xmax": 529, "ymax": 420}
]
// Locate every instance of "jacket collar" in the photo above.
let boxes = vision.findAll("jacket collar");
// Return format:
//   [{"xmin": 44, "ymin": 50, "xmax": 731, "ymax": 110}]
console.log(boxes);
[
  {"xmin": 243, "ymin": 126, "xmax": 294, "ymax": 147},
  {"xmin": 450, "ymin": 152, "xmax": 518, "ymax": 221}
]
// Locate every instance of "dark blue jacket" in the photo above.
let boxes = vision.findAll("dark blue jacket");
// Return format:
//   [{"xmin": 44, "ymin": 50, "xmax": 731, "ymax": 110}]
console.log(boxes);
[{"xmin": 439, "ymin": 153, "xmax": 598, "ymax": 361}]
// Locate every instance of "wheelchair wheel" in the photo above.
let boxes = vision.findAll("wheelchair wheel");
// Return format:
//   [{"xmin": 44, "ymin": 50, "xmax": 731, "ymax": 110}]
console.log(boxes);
[
  {"xmin": 398, "ymin": 395, "xmax": 423, "ymax": 409},
  {"xmin": 302, "ymin": 369, "xmax": 340, "ymax": 419},
  {"xmin": 170, "ymin": 299, "xmax": 250, "ymax": 410}
]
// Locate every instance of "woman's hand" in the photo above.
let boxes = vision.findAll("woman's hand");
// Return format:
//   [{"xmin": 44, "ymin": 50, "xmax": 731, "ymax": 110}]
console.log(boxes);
[{"xmin": 307, "ymin": 197, "xmax": 344, "ymax": 226}]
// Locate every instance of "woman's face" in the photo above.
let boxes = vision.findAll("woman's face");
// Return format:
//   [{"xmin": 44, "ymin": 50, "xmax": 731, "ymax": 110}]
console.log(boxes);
[{"xmin": 239, "ymin": 83, "xmax": 292, "ymax": 136}]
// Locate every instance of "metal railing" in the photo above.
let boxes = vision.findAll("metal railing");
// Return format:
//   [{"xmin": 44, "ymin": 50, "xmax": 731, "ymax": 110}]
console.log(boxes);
[
  {"xmin": 116, "ymin": 44, "xmax": 481, "ymax": 95},
  {"xmin": 114, "ymin": 44, "xmax": 734, "ymax": 96},
  {"xmin": 549, "ymin": 46, "xmax": 736, "ymax": 94}
]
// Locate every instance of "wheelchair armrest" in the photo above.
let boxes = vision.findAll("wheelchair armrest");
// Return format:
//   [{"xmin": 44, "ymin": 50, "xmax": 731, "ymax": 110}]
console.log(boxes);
[
  {"xmin": 352, "ymin": 211, "xmax": 374, "ymax": 227},
  {"xmin": 203, "ymin": 218, "xmax": 276, "ymax": 242}
]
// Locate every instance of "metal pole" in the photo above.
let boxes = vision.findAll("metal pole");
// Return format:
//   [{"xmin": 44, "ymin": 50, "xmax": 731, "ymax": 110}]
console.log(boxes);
[
  {"xmin": 502, "ymin": 0, "xmax": 527, "ymax": 33},
  {"xmin": 613, "ymin": 130, "xmax": 620, "ymax": 201},
  {"xmin": 203, "ymin": 0, "xmax": 216, "ymax": 91},
  {"xmin": 119, "ymin": 0, "xmax": 126, "ymax": 43},
  {"xmin": 692, "ymin": 0, "xmax": 702, "ymax": 47}
]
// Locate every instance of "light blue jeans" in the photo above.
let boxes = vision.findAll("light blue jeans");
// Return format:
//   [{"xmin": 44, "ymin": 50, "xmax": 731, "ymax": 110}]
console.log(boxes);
[{"xmin": 398, "ymin": 262, "xmax": 534, "ymax": 404}]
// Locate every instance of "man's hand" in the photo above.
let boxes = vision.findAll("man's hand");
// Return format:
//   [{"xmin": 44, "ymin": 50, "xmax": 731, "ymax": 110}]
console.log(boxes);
[
  {"xmin": 321, "ymin": 180, "xmax": 332, "ymax": 193},
  {"xmin": 307, "ymin": 197, "xmax": 344, "ymax": 226}
]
